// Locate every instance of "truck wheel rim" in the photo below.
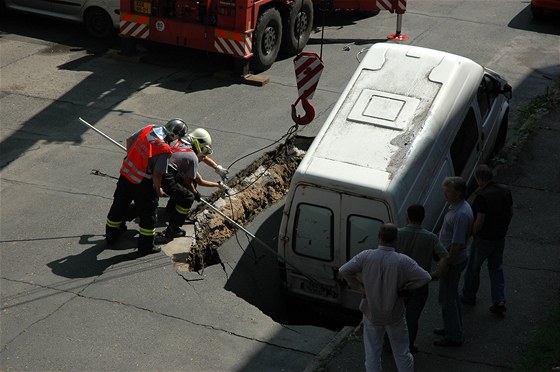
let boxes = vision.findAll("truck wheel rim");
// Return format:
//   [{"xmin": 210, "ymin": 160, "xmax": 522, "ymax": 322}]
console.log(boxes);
[
  {"xmin": 295, "ymin": 12, "xmax": 308, "ymax": 37},
  {"xmin": 263, "ymin": 26, "xmax": 277, "ymax": 55}
]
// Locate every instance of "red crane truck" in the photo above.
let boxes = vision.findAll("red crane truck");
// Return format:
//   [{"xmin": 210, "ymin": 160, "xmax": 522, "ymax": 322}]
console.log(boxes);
[{"xmin": 119, "ymin": 0, "xmax": 404, "ymax": 73}]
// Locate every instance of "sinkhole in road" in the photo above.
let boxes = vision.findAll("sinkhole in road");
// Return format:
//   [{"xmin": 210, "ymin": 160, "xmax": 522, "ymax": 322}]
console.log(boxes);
[{"xmin": 182, "ymin": 136, "xmax": 313, "ymax": 272}]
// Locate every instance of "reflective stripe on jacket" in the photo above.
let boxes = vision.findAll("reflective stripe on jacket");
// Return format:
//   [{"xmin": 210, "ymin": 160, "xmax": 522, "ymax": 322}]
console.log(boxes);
[
  {"xmin": 171, "ymin": 139, "xmax": 194, "ymax": 153},
  {"xmin": 120, "ymin": 126, "xmax": 171, "ymax": 184}
]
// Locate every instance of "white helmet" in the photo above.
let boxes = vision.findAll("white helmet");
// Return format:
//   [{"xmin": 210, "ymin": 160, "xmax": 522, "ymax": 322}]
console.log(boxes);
[{"xmin": 189, "ymin": 128, "xmax": 213, "ymax": 156}]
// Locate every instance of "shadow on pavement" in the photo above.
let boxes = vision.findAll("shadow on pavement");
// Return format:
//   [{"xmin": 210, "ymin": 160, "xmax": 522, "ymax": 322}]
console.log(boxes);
[
  {"xmin": 46, "ymin": 233, "xmax": 141, "ymax": 278},
  {"xmin": 507, "ymin": 4, "xmax": 560, "ymax": 35}
]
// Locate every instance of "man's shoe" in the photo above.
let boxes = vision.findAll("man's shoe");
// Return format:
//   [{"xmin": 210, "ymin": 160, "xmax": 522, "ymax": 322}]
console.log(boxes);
[
  {"xmin": 461, "ymin": 296, "xmax": 476, "ymax": 306},
  {"xmin": 433, "ymin": 328, "xmax": 446, "ymax": 336},
  {"xmin": 137, "ymin": 246, "xmax": 162, "ymax": 256},
  {"xmin": 433, "ymin": 338, "xmax": 462, "ymax": 347},
  {"xmin": 489, "ymin": 301, "xmax": 507, "ymax": 314}
]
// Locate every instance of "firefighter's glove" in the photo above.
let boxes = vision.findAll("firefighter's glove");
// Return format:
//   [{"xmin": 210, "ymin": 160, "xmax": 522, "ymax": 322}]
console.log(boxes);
[
  {"xmin": 194, "ymin": 192, "xmax": 201, "ymax": 202},
  {"xmin": 215, "ymin": 165, "xmax": 229, "ymax": 180},
  {"xmin": 218, "ymin": 181, "xmax": 228, "ymax": 191}
]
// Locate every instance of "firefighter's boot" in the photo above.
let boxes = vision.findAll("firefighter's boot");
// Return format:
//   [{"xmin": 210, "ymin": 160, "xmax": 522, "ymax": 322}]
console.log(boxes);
[
  {"xmin": 106, "ymin": 220, "xmax": 126, "ymax": 245},
  {"xmin": 164, "ymin": 212, "xmax": 187, "ymax": 239},
  {"xmin": 138, "ymin": 234, "xmax": 161, "ymax": 256}
]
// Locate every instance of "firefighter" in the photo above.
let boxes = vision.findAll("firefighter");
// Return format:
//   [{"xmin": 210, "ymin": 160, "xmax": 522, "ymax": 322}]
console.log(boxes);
[
  {"xmin": 162, "ymin": 128, "xmax": 226, "ymax": 239},
  {"xmin": 183, "ymin": 128, "xmax": 229, "ymax": 180},
  {"xmin": 105, "ymin": 118, "xmax": 188, "ymax": 255}
]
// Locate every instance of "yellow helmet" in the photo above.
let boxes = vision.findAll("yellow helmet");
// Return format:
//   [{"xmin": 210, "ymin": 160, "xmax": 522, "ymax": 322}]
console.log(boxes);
[{"xmin": 189, "ymin": 128, "xmax": 213, "ymax": 156}]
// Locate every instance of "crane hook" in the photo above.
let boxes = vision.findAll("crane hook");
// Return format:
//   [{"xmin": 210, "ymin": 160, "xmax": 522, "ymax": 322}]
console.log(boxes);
[{"xmin": 291, "ymin": 96, "xmax": 316, "ymax": 126}]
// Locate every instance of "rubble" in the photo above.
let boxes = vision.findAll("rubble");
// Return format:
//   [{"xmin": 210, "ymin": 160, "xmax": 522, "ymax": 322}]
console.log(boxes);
[{"xmin": 184, "ymin": 137, "xmax": 312, "ymax": 271}]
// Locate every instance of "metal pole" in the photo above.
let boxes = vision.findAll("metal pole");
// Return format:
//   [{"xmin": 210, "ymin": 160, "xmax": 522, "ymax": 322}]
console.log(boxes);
[{"xmin": 79, "ymin": 117, "xmax": 126, "ymax": 151}]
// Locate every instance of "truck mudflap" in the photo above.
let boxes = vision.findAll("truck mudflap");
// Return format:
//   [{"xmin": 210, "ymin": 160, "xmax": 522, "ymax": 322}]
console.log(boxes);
[{"xmin": 213, "ymin": 29, "xmax": 253, "ymax": 59}]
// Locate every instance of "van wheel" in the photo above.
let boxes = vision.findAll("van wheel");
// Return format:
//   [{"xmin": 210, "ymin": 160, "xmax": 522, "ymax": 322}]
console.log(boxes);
[
  {"xmin": 281, "ymin": 0, "xmax": 313, "ymax": 56},
  {"xmin": 252, "ymin": 7, "xmax": 283, "ymax": 73},
  {"xmin": 85, "ymin": 7, "xmax": 114, "ymax": 39},
  {"xmin": 492, "ymin": 114, "xmax": 508, "ymax": 156}
]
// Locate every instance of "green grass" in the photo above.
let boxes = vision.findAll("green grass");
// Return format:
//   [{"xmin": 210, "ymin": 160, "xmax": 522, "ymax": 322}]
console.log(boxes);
[
  {"xmin": 514, "ymin": 305, "xmax": 560, "ymax": 371},
  {"xmin": 494, "ymin": 84, "xmax": 560, "ymax": 166},
  {"xmin": 510, "ymin": 84, "xmax": 560, "ymax": 371}
]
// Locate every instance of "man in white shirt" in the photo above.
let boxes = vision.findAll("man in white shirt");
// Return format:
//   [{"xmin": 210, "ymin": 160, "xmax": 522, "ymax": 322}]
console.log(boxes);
[{"xmin": 338, "ymin": 223, "xmax": 432, "ymax": 372}]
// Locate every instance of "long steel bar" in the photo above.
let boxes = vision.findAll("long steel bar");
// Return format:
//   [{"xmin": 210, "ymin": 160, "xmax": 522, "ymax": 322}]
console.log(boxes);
[{"xmin": 79, "ymin": 117, "xmax": 126, "ymax": 151}]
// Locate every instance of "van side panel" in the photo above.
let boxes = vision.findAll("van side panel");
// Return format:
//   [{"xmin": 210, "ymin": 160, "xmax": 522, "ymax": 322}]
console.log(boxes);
[{"xmin": 421, "ymin": 157, "xmax": 454, "ymax": 231}]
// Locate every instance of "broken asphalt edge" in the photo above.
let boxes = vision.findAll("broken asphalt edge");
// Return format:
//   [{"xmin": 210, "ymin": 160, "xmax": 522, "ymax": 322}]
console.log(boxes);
[{"xmin": 303, "ymin": 322, "xmax": 363, "ymax": 372}]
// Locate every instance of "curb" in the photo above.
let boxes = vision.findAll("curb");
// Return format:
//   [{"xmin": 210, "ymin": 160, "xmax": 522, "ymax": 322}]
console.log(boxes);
[{"xmin": 303, "ymin": 322, "xmax": 363, "ymax": 372}]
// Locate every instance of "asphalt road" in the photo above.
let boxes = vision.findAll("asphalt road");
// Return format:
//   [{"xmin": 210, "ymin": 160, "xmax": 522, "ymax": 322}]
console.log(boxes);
[{"xmin": 1, "ymin": 2, "xmax": 559, "ymax": 370}]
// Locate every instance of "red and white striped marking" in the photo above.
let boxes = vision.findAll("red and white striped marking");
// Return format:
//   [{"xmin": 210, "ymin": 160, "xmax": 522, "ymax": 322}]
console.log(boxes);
[
  {"xmin": 214, "ymin": 30, "xmax": 252, "ymax": 58},
  {"xmin": 376, "ymin": 0, "xmax": 406, "ymax": 13},
  {"xmin": 120, "ymin": 14, "xmax": 150, "ymax": 39},
  {"xmin": 394, "ymin": 0, "xmax": 406, "ymax": 14},
  {"xmin": 293, "ymin": 52, "xmax": 324, "ymax": 100}
]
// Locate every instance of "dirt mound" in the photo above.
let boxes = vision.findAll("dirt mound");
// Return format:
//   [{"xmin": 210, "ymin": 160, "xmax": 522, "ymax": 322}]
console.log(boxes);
[{"xmin": 184, "ymin": 137, "xmax": 312, "ymax": 271}]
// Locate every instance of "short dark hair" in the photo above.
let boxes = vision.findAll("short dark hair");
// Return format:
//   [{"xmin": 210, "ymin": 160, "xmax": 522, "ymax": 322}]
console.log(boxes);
[
  {"xmin": 407, "ymin": 204, "xmax": 425, "ymax": 223},
  {"xmin": 475, "ymin": 164, "xmax": 494, "ymax": 183},
  {"xmin": 443, "ymin": 176, "xmax": 467, "ymax": 199},
  {"xmin": 378, "ymin": 223, "xmax": 398, "ymax": 244}
]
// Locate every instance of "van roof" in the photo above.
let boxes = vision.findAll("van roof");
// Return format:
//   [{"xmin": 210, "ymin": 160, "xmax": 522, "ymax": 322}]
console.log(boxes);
[{"xmin": 295, "ymin": 43, "xmax": 483, "ymax": 195}]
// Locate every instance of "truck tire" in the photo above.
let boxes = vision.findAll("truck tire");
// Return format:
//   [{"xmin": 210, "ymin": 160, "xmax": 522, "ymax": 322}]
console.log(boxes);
[
  {"xmin": 252, "ymin": 7, "xmax": 283, "ymax": 73},
  {"xmin": 84, "ymin": 7, "xmax": 114, "ymax": 39},
  {"xmin": 281, "ymin": 0, "xmax": 313, "ymax": 56}
]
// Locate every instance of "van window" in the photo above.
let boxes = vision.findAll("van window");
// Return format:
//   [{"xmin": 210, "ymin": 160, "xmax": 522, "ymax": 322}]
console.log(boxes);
[
  {"xmin": 347, "ymin": 215, "xmax": 383, "ymax": 260},
  {"xmin": 450, "ymin": 108, "xmax": 479, "ymax": 175},
  {"xmin": 293, "ymin": 203, "xmax": 333, "ymax": 261},
  {"xmin": 477, "ymin": 79, "xmax": 490, "ymax": 119}
]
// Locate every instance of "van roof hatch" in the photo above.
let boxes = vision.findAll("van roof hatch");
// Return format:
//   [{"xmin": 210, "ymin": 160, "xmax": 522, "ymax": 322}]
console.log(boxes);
[{"xmin": 348, "ymin": 89, "xmax": 421, "ymax": 131}]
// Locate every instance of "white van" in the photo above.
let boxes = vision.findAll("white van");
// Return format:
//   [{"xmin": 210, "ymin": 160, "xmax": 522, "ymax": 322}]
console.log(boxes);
[{"xmin": 277, "ymin": 43, "xmax": 512, "ymax": 309}]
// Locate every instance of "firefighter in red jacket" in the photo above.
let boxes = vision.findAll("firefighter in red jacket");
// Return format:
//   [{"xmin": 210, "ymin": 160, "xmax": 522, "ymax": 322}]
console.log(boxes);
[{"xmin": 105, "ymin": 118, "xmax": 188, "ymax": 255}]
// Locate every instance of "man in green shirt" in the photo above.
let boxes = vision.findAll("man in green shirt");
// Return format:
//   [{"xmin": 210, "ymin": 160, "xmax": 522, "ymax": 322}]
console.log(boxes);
[{"xmin": 397, "ymin": 204, "xmax": 448, "ymax": 353}]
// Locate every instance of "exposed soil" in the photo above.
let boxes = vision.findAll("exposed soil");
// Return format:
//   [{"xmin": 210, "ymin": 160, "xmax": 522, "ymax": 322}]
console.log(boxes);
[{"xmin": 184, "ymin": 136, "xmax": 313, "ymax": 271}]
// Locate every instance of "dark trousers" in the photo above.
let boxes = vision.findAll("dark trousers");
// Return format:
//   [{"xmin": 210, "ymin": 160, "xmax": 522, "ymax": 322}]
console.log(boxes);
[
  {"xmin": 162, "ymin": 171, "xmax": 194, "ymax": 229},
  {"xmin": 404, "ymin": 284, "xmax": 429, "ymax": 346},
  {"xmin": 439, "ymin": 260, "xmax": 467, "ymax": 343},
  {"xmin": 463, "ymin": 237, "xmax": 506, "ymax": 304},
  {"xmin": 106, "ymin": 175, "xmax": 158, "ymax": 251}
]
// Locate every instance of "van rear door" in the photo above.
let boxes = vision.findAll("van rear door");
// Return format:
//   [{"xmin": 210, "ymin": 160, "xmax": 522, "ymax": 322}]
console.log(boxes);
[{"xmin": 282, "ymin": 184, "xmax": 390, "ymax": 308}]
